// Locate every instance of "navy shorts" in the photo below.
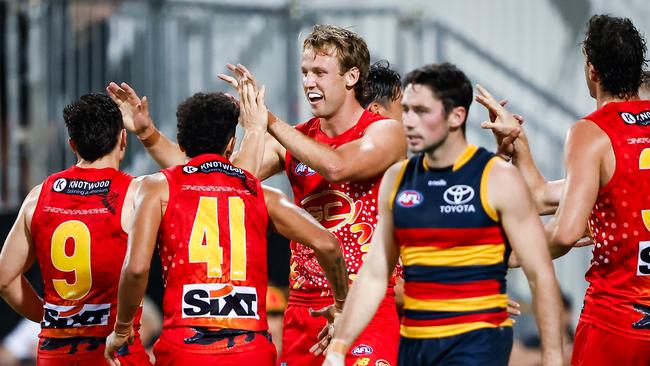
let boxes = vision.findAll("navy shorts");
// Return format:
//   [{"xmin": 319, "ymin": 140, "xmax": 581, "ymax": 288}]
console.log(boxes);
[{"xmin": 398, "ymin": 326, "xmax": 513, "ymax": 366}]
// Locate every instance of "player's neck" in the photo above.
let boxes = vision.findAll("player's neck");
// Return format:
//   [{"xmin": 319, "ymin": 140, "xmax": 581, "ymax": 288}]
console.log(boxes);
[
  {"xmin": 319, "ymin": 99, "xmax": 365, "ymax": 137},
  {"xmin": 596, "ymin": 86, "xmax": 640, "ymax": 108},
  {"xmin": 423, "ymin": 133, "xmax": 469, "ymax": 169},
  {"xmin": 75, "ymin": 152, "xmax": 120, "ymax": 170}
]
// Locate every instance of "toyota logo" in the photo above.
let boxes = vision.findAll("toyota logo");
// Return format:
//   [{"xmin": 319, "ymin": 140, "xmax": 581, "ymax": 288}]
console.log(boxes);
[{"xmin": 443, "ymin": 185, "xmax": 474, "ymax": 205}]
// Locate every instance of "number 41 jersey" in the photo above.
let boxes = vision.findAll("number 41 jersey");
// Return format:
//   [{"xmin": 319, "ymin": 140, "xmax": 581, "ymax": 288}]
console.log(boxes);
[
  {"xmin": 158, "ymin": 154, "xmax": 269, "ymax": 333},
  {"xmin": 31, "ymin": 166, "xmax": 134, "ymax": 338}
]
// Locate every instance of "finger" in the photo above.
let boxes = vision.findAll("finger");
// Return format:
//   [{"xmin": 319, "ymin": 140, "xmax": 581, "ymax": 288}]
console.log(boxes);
[
  {"xmin": 475, "ymin": 94, "xmax": 501, "ymax": 112},
  {"xmin": 218, "ymin": 73, "xmax": 238, "ymax": 88},
  {"xmin": 237, "ymin": 64, "xmax": 258, "ymax": 87},
  {"xmin": 499, "ymin": 98, "xmax": 509, "ymax": 107},
  {"xmin": 140, "ymin": 96, "xmax": 149, "ymax": 114},
  {"xmin": 120, "ymin": 82, "xmax": 141, "ymax": 104},
  {"xmin": 476, "ymin": 84, "xmax": 497, "ymax": 102},
  {"xmin": 513, "ymin": 114, "xmax": 525, "ymax": 125},
  {"xmin": 244, "ymin": 79, "xmax": 255, "ymax": 108},
  {"xmin": 257, "ymin": 85, "xmax": 266, "ymax": 104}
]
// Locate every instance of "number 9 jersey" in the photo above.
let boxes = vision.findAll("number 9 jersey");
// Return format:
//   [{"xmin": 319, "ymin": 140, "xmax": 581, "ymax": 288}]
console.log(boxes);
[{"xmin": 157, "ymin": 154, "xmax": 269, "ymax": 337}]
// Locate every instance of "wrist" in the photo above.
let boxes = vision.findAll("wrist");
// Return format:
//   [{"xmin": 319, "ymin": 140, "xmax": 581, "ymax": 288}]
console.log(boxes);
[
  {"xmin": 114, "ymin": 318, "xmax": 133, "ymax": 337},
  {"xmin": 267, "ymin": 110, "xmax": 279, "ymax": 127},
  {"xmin": 138, "ymin": 127, "xmax": 160, "ymax": 148},
  {"xmin": 328, "ymin": 338, "xmax": 349, "ymax": 356}
]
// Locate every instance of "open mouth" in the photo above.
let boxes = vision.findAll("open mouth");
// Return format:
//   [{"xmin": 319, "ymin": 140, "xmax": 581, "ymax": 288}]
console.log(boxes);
[{"xmin": 307, "ymin": 92, "xmax": 324, "ymax": 104}]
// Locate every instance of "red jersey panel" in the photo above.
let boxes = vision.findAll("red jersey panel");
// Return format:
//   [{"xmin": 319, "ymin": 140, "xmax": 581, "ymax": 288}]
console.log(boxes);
[
  {"xmin": 582, "ymin": 100, "xmax": 650, "ymax": 340},
  {"xmin": 158, "ymin": 154, "xmax": 268, "ymax": 334},
  {"xmin": 285, "ymin": 110, "xmax": 397, "ymax": 305},
  {"xmin": 31, "ymin": 166, "xmax": 133, "ymax": 339}
]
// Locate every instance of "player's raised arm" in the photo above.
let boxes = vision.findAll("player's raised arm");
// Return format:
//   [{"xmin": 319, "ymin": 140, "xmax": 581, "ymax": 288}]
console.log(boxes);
[
  {"xmin": 545, "ymin": 120, "xmax": 604, "ymax": 257},
  {"xmin": 321, "ymin": 162, "xmax": 402, "ymax": 365},
  {"xmin": 263, "ymin": 186, "xmax": 348, "ymax": 308},
  {"xmin": 0, "ymin": 185, "xmax": 44, "ymax": 323},
  {"xmin": 105, "ymin": 173, "xmax": 167, "ymax": 365},
  {"xmin": 475, "ymin": 85, "xmax": 564, "ymax": 214},
  {"xmin": 488, "ymin": 160, "xmax": 564, "ymax": 366}
]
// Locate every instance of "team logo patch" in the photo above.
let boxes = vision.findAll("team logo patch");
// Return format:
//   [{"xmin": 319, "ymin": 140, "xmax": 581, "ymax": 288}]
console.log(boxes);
[
  {"xmin": 637, "ymin": 241, "xmax": 650, "ymax": 276},
  {"xmin": 443, "ymin": 185, "xmax": 474, "ymax": 204},
  {"xmin": 620, "ymin": 110, "xmax": 650, "ymax": 125},
  {"xmin": 351, "ymin": 344, "xmax": 374, "ymax": 356},
  {"xmin": 51, "ymin": 178, "xmax": 111, "ymax": 196},
  {"xmin": 42, "ymin": 303, "xmax": 110, "ymax": 328},
  {"xmin": 182, "ymin": 284, "xmax": 259, "ymax": 319},
  {"xmin": 376, "ymin": 360, "xmax": 391, "ymax": 366},
  {"xmin": 396, "ymin": 190, "xmax": 423, "ymax": 208},
  {"xmin": 294, "ymin": 162, "xmax": 316, "ymax": 177}
]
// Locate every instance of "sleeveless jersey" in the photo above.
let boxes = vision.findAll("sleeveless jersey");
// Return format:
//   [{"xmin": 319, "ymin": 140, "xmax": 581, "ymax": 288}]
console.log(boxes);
[
  {"xmin": 285, "ymin": 110, "xmax": 396, "ymax": 305},
  {"xmin": 158, "ymin": 153, "xmax": 269, "ymax": 334},
  {"xmin": 31, "ymin": 166, "xmax": 134, "ymax": 339},
  {"xmin": 391, "ymin": 145, "xmax": 512, "ymax": 339},
  {"xmin": 581, "ymin": 100, "xmax": 650, "ymax": 340}
]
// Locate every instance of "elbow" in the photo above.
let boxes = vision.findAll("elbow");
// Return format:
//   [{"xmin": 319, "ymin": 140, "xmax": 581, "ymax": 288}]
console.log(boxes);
[
  {"xmin": 322, "ymin": 163, "xmax": 349, "ymax": 184},
  {"xmin": 314, "ymin": 234, "xmax": 342, "ymax": 262},
  {"xmin": 551, "ymin": 229, "xmax": 581, "ymax": 249},
  {"xmin": 124, "ymin": 262, "xmax": 150, "ymax": 282}
]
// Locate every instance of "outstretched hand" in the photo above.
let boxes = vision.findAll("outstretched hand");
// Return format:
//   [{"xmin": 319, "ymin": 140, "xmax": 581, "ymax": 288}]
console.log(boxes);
[
  {"xmin": 106, "ymin": 82, "xmax": 155, "ymax": 139},
  {"xmin": 475, "ymin": 84, "xmax": 523, "ymax": 160},
  {"xmin": 309, "ymin": 304, "xmax": 340, "ymax": 356},
  {"xmin": 218, "ymin": 64, "xmax": 267, "ymax": 131}
]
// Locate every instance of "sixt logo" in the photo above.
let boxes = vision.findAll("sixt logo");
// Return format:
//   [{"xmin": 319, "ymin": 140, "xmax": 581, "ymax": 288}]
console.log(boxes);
[
  {"xmin": 396, "ymin": 190, "xmax": 423, "ymax": 208},
  {"xmin": 42, "ymin": 303, "xmax": 110, "ymax": 328},
  {"xmin": 440, "ymin": 185, "xmax": 476, "ymax": 214},
  {"xmin": 351, "ymin": 344, "xmax": 374, "ymax": 356},
  {"xmin": 621, "ymin": 111, "xmax": 650, "ymax": 126},
  {"xmin": 294, "ymin": 162, "xmax": 316, "ymax": 177},
  {"xmin": 182, "ymin": 284, "xmax": 258, "ymax": 319}
]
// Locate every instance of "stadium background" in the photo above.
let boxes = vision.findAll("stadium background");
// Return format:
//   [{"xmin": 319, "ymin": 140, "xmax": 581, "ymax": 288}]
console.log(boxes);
[{"xmin": 0, "ymin": 0, "xmax": 648, "ymax": 362}]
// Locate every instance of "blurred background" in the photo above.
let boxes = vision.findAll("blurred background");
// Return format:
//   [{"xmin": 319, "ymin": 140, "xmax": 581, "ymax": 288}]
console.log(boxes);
[{"xmin": 0, "ymin": 0, "xmax": 648, "ymax": 365}]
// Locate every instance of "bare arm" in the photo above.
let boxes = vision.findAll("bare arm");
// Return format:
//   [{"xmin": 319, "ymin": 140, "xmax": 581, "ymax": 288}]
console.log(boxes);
[
  {"xmin": 325, "ymin": 162, "xmax": 402, "ymax": 361},
  {"xmin": 105, "ymin": 173, "xmax": 167, "ymax": 364},
  {"xmin": 263, "ymin": 186, "xmax": 347, "ymax": 307},
  {"xmin": 488, "ymin": 160, "xmax": 563, "ymax": 366},
  {"xmin": 546, "ymin": 120, "xmax": 605, "ymax": 258},
  {"xmin": 268, "ymin": 116, "xmax": 406, "ymax": 183},
  {"xmin": 0, "ymin": 185, "xmax": 44, "ymax": 322}
]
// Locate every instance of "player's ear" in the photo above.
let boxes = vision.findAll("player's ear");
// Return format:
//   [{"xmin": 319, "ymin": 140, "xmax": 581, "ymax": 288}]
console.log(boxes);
[
  {"xmin": 587, "ymin": 62, "xmax": 599, "ymax": 83},
  {"xmin": 448, "ymin": 106, "xmax": 467, "ymax": 131},
  {"xmin": 119, "ymin": 129, "xmax": 127, "ymax": 152},
  {"xmin": 344, "ymin": 67, "xmax": 360, "ymax": 89},
  {"xmin": 367, "ymin": 101, "xmax": 382, "ymax": 114},
  {"xmin": 68, "ymin": 138, "xmax": 78, "ymax": 154},
  {"xmin": 224, "ymin": 136, "xmax": 236, "ymax": 159}
]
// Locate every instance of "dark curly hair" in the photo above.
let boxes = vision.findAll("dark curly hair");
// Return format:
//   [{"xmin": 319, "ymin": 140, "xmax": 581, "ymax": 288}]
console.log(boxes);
[
  {"xmin": 176, "ymin": 92, "xmax": 239, "ymax": 158},
  {"xmin": 583, "ymin": 14, "xmax": 647, "ymax": 99},
  {"xmin": 403, "ymin": 63, "xmax": 472, "ymax": 133},
  {"xmin": 63, "ymin": 93, "xmax": 123, "ymax": 162},
  {"xmin": 359, "ymin": 60, "xmax": 402, "ymax": 108}
]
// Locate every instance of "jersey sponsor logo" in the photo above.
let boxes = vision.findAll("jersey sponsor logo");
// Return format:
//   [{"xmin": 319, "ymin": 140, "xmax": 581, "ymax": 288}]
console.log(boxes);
[
  {"xmin": 183, "ymin": 160, "xmax": 245, "ymax": 178},
  {"xmin": 182, "ymin": 284, "xmax": 259, "ymax": 319},
  {"xmin": 637, "ymin": 241, "xmax": 650, "ymax": 276},
  {"xmin": 620, "ymin": 111, "xmax": 650, "ymax": 126},
  {"xmin": 351, "ymin": 344, "xmax": 374, "ymax": 356},
  {"xmin": 396, "ymin": 190, "xmax": 423, "ymax": 208},
  {"xmin": 440, "ymin": 185, "xmax": 475, "ymax": 214},
  {"xmin": 51, "ymin": 178, "xmax": 111, "ymax": 196},
  {"xmin": 353, "ymin": 357, "xmax": 371, "ymax": 366},
  {"xmin": 428, "ymin": 179, "xmax": 447, "ymax": 187},
  {"xmin": 294, "ymin": 162, "xmax": 316, "ymax": 177},
  {"xmin": 183, "ymin": 165, "xmax": 199, "ymax": 174},
  {"xmin": 41, "ymin": 303, "xmax": 110, "ymax": 328},
  {"xmin": 301, "ymin": 190, "xmax": 357, "ymax": 231}
]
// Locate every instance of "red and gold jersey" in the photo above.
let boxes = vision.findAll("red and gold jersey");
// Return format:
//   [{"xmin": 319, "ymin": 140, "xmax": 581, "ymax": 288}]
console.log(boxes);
[
  {"xmin": 158, "ymin": 154, "xmax": 269, "ymax": 333},
  {"xmin": 31, "ymin": 166, "xmax": 134, "ymax": 339},
  {"xmin": 285, "ymin": 110, "xmax": 398, "ymax": 305},
  {"xmin": 582, "ymin": 100, "xmax": 650, "ymax": 340}
]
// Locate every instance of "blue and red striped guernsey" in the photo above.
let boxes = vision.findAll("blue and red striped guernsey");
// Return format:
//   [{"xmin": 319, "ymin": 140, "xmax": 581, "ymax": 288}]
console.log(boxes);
[{"xmin": 391, "ymin": 144, "xmax": 512, "ymax": 339}]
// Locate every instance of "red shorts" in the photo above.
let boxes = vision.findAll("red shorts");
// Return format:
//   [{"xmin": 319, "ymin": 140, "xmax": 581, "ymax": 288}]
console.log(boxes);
[
  {"xmin": 571, "ymin": 320, "xmax": 650, "ymax": 366},
  {"xmin": 152, "ymin": 329, "xmax": 276, "ymax": 366},
  {"xmin": 279, "ymin": 299, "xmax": 399, "ymax": 366},
  {"xmin": 36, "ymin": 337, "xmax": 151, "ymax": 366}
]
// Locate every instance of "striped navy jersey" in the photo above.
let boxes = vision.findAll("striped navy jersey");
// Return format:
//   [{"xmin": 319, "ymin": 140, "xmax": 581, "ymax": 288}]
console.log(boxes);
[{"xmin": 390, "ymin": 144, "xmax": 512, "ymax": 339}]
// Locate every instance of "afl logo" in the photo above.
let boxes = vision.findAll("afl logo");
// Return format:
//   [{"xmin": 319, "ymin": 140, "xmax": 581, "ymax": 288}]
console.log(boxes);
[
  {"xmin": 52, "ymin": 178, "xmax": 67, "ymax": 192},
  {"xmin": 443, "ymin": 185, "xmax": 474, "ymax": 205},
  {"xmin": 183, "ymin": 165, "xmax": 198, "ymax": 174},
  {"xmin": 396, "ymin": 190, "xmax": 423, "ymax": 207},
  {"xmin": 294, "ymin": 162, "xmax": 316, "ymax": 177},
  {"xmin": 351, "ymin": 344, "xmax": 373, "ymax": 356}
]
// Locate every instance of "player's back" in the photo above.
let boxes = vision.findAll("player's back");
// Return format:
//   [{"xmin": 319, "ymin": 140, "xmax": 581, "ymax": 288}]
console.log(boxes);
[
  {"xmin": 157, "ymin": 153, "xmax": 269, "ymax": 351},
  {"xmin": 30, "ymin": 165, "xmax": 141, "ymax": 359},
  {"xmin": 582, "ymin": 100, "xmax": 650, "ymax": 339}
]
